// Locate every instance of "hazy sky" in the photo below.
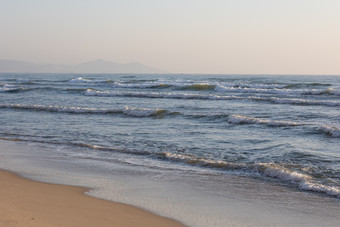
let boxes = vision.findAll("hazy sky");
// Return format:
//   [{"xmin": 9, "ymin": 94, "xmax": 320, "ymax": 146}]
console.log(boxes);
[{"xmin": 1, "ymin": 0, "xmax": 340, "ymax": 74}]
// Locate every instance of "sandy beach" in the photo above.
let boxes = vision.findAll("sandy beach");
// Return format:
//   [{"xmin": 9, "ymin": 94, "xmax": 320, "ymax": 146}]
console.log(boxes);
[{"xmin": 0, "ymin": 169, "xmax": 184, "ymax": 227}]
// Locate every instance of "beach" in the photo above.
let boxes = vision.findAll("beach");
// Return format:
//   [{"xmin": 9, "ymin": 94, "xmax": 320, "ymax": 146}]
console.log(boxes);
[
  {"xmin": 1, "ymin": 73, "xmax": 340, "ymax": 226},
  {"xmin": 0, "ymin": 169, "xmax": 184, "ymax": 227}
]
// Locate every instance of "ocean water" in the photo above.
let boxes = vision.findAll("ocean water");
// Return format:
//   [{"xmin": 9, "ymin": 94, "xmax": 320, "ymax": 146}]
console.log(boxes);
[{"xmin": 1, "ymin": 73, "xmax": 340, "ymax": 226}]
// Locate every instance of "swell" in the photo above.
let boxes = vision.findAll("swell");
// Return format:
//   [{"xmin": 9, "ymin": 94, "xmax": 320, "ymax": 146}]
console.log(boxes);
[
  {"xmin": 5, "ymin": 86, "xmax": 340, "ymax": 108},
  {"xmin": 2, "ymin": 103, "xmax": 339, "ymax": 137},
  {"xmin": 0, "ymin": 104, "xmax": 169, "ymax": 118},
  {"xmin": 0, "ymin": 86, "xmax": 88, "ymax": 94},
  {"xmin": 85, "ymin": 89, "xmax": 239, "ymax": 100},
  {"xmin": 85, "ymin": 89, "xmax": 340, "ymax": 107},
  {"xmin": 179, "ymin": 84, "xmax": 216, "ymax": 91}
]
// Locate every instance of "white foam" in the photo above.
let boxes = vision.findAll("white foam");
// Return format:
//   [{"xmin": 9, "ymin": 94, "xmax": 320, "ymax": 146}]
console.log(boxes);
[
  {"xmin": 160, "ymin": 153, "xmax": 340, "ymax": 197},
  {"xmin": 271, "ymin": 97, "xmax": 340, "ymax": 106},
  {"xmin": 228, "ymin": 114, "xmax": 340, "ymax": 138},
  {"xmin": 299, "ymin": 181, "xmax": 340, "ymax": 196},
  {"xmin": 162, "ymin": 152, "xmax": 243, "ymax": 169},
  {"xmin": 257, "ymin": 163, "xmax": 311, "ymax": 183},
  {"xmin": 215, "ymin": 85, "xmax": 339, "ymax": 96},
  {"xmin": 0, "ymin": 83, "xmax": 22, "ymax": 92},
  {"xmin": 113, "ymin": 82, "xmax": 164, "ymax": 88},
  {"xmin": 319, "ymin": 125, "xmax": 340, "ymax": 137},
  {"xmin": 256, "ymin": 163, "xmax": 340, "ymax": 197},
  {"xmin": 228, "ymin": 114, "xmax": 302, "ymax": 127},
  {"xmin": 69, "ymin": 77, "xmax": 109, "ymax": 83},
  {"xmin": 85, "ymin": 89, "xmax": 340, "ymax": 108}
]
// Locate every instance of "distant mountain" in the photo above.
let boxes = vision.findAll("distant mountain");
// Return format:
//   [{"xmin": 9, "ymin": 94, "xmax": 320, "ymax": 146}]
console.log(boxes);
[{"xmin": 0, "ymin": 59, "xmax": 164, "ymax": 73}]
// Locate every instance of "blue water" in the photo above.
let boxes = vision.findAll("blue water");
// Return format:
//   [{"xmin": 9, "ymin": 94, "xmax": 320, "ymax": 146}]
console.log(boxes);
[{"xmin": 1, "ymin": 73, "xmax": 340, "ymax": 199}]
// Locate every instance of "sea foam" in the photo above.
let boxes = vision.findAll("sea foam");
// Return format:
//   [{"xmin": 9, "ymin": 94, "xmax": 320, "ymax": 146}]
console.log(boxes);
[
  {"xmin": 228, "ymin": 114, "xmax": 302, "ymax": 127},
  {"xmin": 215, "ymin": 85, "xmax": 340, "ymax": 96},
  {"xmin": 161, "ymin": 153, "xmax": 340, "ymax": 197},
  {"xmin": 319, "ymin": 125, "xmax": 340, "ymax": 137}
]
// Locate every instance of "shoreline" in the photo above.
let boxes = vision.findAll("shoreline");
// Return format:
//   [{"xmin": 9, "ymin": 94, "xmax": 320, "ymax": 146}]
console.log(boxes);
[
  {"xmin": 0, "ymin": 169, "xmax": 185, "ymax": 227},
  {"xmin": 1, "ymin": 140, "xmax": 340, "ymax": 227}
]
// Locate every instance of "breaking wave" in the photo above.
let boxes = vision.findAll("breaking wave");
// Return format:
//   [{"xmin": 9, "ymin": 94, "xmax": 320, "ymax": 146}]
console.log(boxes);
[
  {"xmin": 0, "ymin": 83, "xmax": 23, "ymax": 93},
  {"xmin": 160, "ymin": 153, "xmax": 340, "ymax": 197},
  {"xmin": 228, "ymin": 114, "xmax": 304, "ymax": 127},
  {"xmin": 215, "ymin": 85, "xmax": 340, "ymax": 96},
  {"xmin": 85, "ymin": 89, "xmax": 340, "ymax": 108},
  {"xmin": 228, "ymin": 114, "xmax": 340, "ymax": 138},
  {"xmin": 1, "ymin": 133, "xmax": 338, "ymax": 197},
  {"xmin": 270, "ymin": 97, "xmax": 340, "ymax": 106},
  {"xmin": 319, "ymin": 125, "xmax": 340, "ymax": 138},
  {"xmin": 1, "ymin": 133, "xmax": 339, "ymax": 198},
  {"xmin": 69, "ymin": 77, "xmax": 113, "ymax": 83}
]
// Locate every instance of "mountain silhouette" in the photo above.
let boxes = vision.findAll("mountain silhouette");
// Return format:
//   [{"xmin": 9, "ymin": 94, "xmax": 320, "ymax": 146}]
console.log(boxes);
[{"xmin": 0, "ymin": 59, "xmax": 164, "ymax": 73}]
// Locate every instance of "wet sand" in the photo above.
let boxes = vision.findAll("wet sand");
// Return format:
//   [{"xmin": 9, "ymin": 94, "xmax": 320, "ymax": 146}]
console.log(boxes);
[{"xmin": 0, "ymin": 169, "xmax": 185, "ymax": 227}]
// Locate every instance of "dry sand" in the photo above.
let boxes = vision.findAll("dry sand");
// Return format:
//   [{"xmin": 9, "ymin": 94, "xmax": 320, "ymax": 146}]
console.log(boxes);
[{"xmin": 0, "ymin": 169, "xmax": 185, "ymax": 227}]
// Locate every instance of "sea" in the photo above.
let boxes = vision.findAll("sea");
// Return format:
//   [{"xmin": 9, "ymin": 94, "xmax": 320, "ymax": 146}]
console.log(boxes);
[{"xmin": 1, "ymin": 73, "xmax": 340, "ymax": 226}]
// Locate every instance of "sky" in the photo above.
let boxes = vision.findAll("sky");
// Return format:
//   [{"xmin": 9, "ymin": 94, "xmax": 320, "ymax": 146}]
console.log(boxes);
[{"xmin": 1, "ymin": 0, "xmax": 340, "ymax": 74}]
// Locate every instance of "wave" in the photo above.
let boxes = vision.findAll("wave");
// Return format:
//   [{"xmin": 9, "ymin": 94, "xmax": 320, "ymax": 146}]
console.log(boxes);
[
  {"xmin": 122, "ymin": 106, "xmax": 168, "ymax": 117},
  {"xmin": 256, "ymin": 163, "xmax": 340, "ymax": 197},
  {"xmin": 0, "ymin": 83, "xmax": 24, "ymax": 93},
  {"xmin": 228, "ymin": 114, "xmax": 340, "ymax": 138},
  {"xmin": 112, "ymin": 82, "xmax": 173, "ymax": 89},
  {"xmin": 85, "ymin": 89, "xmax": 340, "ymax": 109},
  {"xmin": 0, "ymin": 87, "xmax": 23, "ymax": 93},
  {"xmin": 69, "ymin": 78, "xmax": 293, "ymax": 91},
  {"xmin": 69, "ymin": 77, "xmax": 113, "ymax": 84},
  {"xmin": 228, "ymin": 114, "xmax": 304, "ymax": 127},
  {"xmin": 215, "ymin": 85, "xmax": 340, "ymax": 96},
  {"xmin": 1, "ymin": 134, "xmax": 338, "ymax": 197},
  {"xmin": 0, "ymin": 104, "xmax": 169, "ymax": 118},
  {"xmin": 160, "ymin": 153, "xmax": 340, "ymax": 197},
  {"xmin": 319, "ymin": 125, "xmax": 340, "ymax": 138},
  {"xmin": 85, "ymin": 89, "xmax": 237, "ymax": 100},
  {"xmin": 3, "ymin": 102, "xmax": 339, "ymax": 137},
  {"xmin": 270, "ymin": 97, "xmax": 340, "ymax": 106},
  {"xmin": 180, "ymin": 84, "xmax": 216, "ymax": 91},
  {"xmin": 283, "ymin": 83, "xmax": 332, "ymax": 89},
  {"xmin": 0, "ymin": 86, "xmax": 89, "ymax": 94}
]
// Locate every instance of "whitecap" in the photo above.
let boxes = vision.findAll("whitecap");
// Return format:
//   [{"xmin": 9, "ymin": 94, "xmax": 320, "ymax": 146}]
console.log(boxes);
[
  {"xmin": 228, "ymin": 114, "xmax": 302, "ymax": 127},
  {"xmin": 319, "ymin": 125, "xmax": 340, "ymax": 137}
]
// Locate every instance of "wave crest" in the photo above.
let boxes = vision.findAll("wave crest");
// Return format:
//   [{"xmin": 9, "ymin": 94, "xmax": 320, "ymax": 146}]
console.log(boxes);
[
  {"xmin": 228, "ymin": 114, "xmax": 302, "ymax": 127},
  {"xmin": 319, "ymin": 125, "xmax": 340, "ymax": 137},
  {"xmin": 0, "ymin": 104, "xmax": 168, "ymax": 118},
  {"xmin": 160, "ymin": 153, "xmax": 340, "ymax": 197}
]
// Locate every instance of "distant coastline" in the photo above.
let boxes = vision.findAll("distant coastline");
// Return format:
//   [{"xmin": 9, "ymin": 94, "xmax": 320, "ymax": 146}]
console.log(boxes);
[{"xmin": 0, "ymin": 59, "xmax": 165, "ymax": 74}]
